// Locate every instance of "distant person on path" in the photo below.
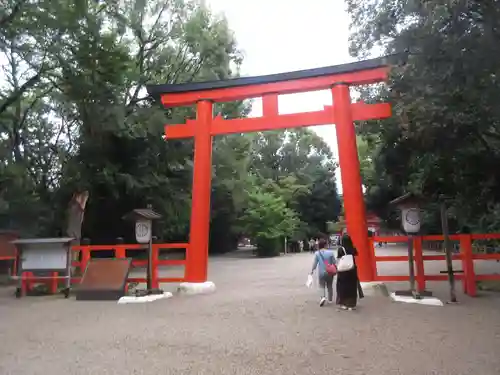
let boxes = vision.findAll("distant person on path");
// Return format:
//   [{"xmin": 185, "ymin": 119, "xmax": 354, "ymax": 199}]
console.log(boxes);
[
  {"xmin": 309, "ymin": 238, "xmax": 336, "ymax": 307},
  {"xmin": 336, "ymin": 234, "xmax": 362, "ymax": 311},
  {"xmin": 309, "ymin": 238, "xmax": 316, "ymax": 253}
]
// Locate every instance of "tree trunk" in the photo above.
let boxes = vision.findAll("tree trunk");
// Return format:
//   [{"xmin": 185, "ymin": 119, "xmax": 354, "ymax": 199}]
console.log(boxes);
[{"xmin": 66, "ymin": 191, "xmax": 89, "ymax": 275}]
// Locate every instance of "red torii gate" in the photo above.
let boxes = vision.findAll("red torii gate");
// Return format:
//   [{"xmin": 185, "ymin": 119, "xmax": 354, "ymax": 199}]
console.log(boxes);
[{"xmin": 147, "ymin": 56, "xmax": 392, "ymax": 283}]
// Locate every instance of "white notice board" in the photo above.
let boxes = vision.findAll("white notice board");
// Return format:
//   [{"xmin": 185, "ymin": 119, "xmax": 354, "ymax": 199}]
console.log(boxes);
[{"xmin": 21, "ymin": 244, "xmax": 69, "ymax": 270}]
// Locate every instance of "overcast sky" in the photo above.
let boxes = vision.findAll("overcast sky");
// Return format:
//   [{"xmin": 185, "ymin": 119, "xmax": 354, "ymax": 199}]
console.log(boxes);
[{"xmin": 207, "ymin": 0, "xmax": 353, "ymax": 193}]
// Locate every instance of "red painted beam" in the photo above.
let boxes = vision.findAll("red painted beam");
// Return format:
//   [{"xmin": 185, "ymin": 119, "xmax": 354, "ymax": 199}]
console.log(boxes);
[
  {"xmin": 473, "ymin": 254, "xmax": 500, "ymax": 260},
  {"xmin": 374, "ymin": 256, "xmax": 408, "ymax": 262},
  {"xmin": 472, "ymin": 233, "xmax": 500, "ymax": 240},
  {"xmin": 476, "ymin": 274, "xmax": 500, "ymax": 281},
  {"xmin": 375, "ymin": 275, "xmax": 409, "ymax": 282},
  {"xmin": 164, "ymin": 102, "xmax": 391, "ymax": 139},
  {"xmin": 160, "ymin": 67, "xmax": 389, "ymax": 107},
  {"xmin": 132, "ymin": 259, "xmax": 186, "ymax": 267},
  {"xmin": 164, "ymin": 122, "xmax": 194, "ymax": 139}
]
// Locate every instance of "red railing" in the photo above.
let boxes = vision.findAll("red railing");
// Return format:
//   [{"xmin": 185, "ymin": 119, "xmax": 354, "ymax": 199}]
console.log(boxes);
[
  {"xmin": 18, "ymin": 243, "xmax": 188, "ymax": 294},
  {"xmin": 71, "ymin": 243, "xmax": 188, "ymax": 288},
  {"xmin": 13, "ymin": 234, "xmax": 500, "ymax": 297},
  {"xmin": 0, "ymin": 255, "xmax": 17, "ymax": 275},
  {"xmin": 370, "ymin": 234, "xmax": 500, "ymax": 296}
]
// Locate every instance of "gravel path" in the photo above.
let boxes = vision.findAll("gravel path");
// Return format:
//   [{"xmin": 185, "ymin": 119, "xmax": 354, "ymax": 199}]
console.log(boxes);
[{"xmin": 0, "ymin": 250, "xmax": 500, "ymax": 375}]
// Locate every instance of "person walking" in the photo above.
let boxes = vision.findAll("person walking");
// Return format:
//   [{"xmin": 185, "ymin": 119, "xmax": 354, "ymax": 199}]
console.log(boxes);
[
  {"xmin": 336, "ymin": 234, "xmax": 362, "ymax": 311},
  {"xmin": 309, "ymin": 238, "xmax": 336, "ymax": 307},
  {"xmin": 309, "ymin": 238, "xmax": 316, "ymax": 253}
]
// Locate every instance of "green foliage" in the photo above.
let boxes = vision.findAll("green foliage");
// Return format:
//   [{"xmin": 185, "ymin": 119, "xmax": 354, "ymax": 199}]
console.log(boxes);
[
  {"xmin": 327, "ymin": 216, "xmax": 345, "ymax": 234},
  {"xmin": 348, "ymin": 0, "xmax": 500, "ymax": 233},
  {"xmin": 247, "ymin": 129, "xmax": 342, "ymax": 237},
  {"xmin": 238, "ymin": 186, "xmax": 299, "ymax": 257}
]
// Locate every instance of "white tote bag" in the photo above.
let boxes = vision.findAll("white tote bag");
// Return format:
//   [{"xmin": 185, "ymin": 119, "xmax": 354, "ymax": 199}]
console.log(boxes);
[
  {"xmin": 337, "ymin": 246, "xmax": 355, "ymax": 272},
  {"xmin": 305, "ymin": 274, "xmax": 313, "ymax": 288}
]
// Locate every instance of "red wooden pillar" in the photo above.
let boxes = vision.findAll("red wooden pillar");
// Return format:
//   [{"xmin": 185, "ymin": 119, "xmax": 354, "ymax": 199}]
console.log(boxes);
[
  {"xmin": 413, "ymin": 236, "xmax": 426, "ymax": 293},
  {"xmin": 331, "ymin": 83, "xmax": 374, "ymax": 281},
  {"xmin": 185, "ymin": 100, "xmax": 214, "ymax": 282},
  {"xmin": 48, "ymin": 271, "xmax": 59, "ymax": 294},
  {"xmin": 115, "ymin": 246, "xmax": 126, "ymax": 259},
  {"xmin": 460, "ymin": 234, "xmax": 476, "ymax": 296},
  {"xmin": 151, "ymin": 244, "xmax": 159, "ymax": 289},
  {"xmin": 80, "ymin": 247, "xmax": 91, "ymax": 274},
  {"xmin": 368, "ymin": 237, "xmax": 377, "ymax": 278}
]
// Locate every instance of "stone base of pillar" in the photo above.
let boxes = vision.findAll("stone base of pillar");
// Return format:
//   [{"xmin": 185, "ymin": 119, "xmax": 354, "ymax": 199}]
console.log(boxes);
[
  {"xmin": 177, "ymin": 281, "xmax": 216, "ymax": 295},
  {"xmin": 117, "ymin": 292, "xmax": 173, "ymax": 304},
  {"xmin": 390, "ymin": 292, "xmax": 444, "ymax": 306},
  {"xmin": 360, "ymin": 281, "xmax": 390, "ymax": 297}
]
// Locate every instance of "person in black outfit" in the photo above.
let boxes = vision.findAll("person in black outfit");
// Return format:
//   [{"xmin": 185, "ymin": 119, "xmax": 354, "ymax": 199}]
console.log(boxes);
[{"xmin": 336, "ymin": 234, "xmax": 362, "ymax": 311}]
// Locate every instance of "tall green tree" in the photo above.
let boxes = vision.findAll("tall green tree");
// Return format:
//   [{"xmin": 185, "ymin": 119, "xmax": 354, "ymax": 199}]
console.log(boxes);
[
  {"xmin": 238, "ymin": 183, "xmax": 299, "ymax": 257},
  {"xmin": 247, "ymin": 128, "xmax": 342, "ymax": 237},
  {"xmin": 210, "ymin": 132, "xmax": 252, "ymax": 254},
  {"xmin": 347, "ymin": 0, "xmax": 500, "ymax": 232},
  {"xmin": 0, "ymin": 0, "xmax": 250, "ymax": 245}
]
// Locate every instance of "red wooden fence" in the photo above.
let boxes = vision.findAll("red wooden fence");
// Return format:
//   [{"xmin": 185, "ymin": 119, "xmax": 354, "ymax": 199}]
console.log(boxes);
[
  {"xmin": 18, "ymin": 243, "xmax": 188, "ymax": 294},
  {"xmin": 12, "ymin": 234, "xmax": 500, "ymax": 297},
  {"xmin": 370, "ymin": 234, "xmax": 500, "ymax": 297},
  {"xmin": 71, "ymin": 243, "xmax": 188, "ymax": 287}
]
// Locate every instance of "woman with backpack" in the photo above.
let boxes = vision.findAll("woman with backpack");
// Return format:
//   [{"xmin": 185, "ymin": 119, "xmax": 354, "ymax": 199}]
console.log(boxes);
[
  {"xmin": 336, "ymin": 234, "xmax": 363, "ymax": 311},
  {"xmin": 309, "ymin": 238, "xmax": 337, "ymax": 307}
]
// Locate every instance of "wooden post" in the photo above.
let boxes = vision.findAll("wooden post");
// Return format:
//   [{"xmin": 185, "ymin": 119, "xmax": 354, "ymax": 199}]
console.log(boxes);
[
  {"xmin": 331, "ymin": 84, "xmax": 374, "ymax": 281},
  {"xmin": 115, "ymin": 246, "xmax": 126, "ymax": 259},
  {"xmin": 460, "ymin": 234, "xmax": 476, "ymax": 296},
  {"xmin": 407, "ymin": 235, "xmax": 417, "ymax": 296},
  {"xmin": 413, "ymin": 236, "xmax": 426, "ymax": 293},
  {"xmin": 186, "ymin": 100, "xmax": 214, "ymax": 282},
  {"xmin": 441, "ymin": 200, "xmax": 457, "ymax": 302},
  {"xmin": 151, "ymin": 244, "xmax": 159, "ymax": 289},
  {"xmin": 80, "ymin": 247, "xmax": 91, "ymax": 275},
  {"xmin": 49, "ymin": 271, "xmax": 58, "ymax": 294},
  {"xmin": 368, "ymin": 236, "xmax": 377, "ymax": 278}
]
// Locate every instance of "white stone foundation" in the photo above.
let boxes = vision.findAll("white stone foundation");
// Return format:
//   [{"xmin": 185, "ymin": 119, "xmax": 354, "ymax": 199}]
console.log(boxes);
[
  {"xmin": 177, "ymin": 281, "xmax": 216, "ymax": 295},
  {"xmin": 360, "ymin": 281, "xmax": 390, "ymax": 297},
  {"xmin": 390, "ymin": 292, "xmax": 444, "ymax": 307},
  {"xmin": 117, "ymin": 292, "xmax": 173, "ymax": 304}
]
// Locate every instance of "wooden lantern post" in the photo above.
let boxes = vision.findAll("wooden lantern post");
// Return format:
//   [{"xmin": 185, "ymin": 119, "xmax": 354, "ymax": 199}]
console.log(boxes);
[
  {"xmin": 123, "ymin": 207, "xmax": 162, "ymax": 295},
  {"xmin": 390, "ymin": 193, "xmax": 432, "ymax": 299}
]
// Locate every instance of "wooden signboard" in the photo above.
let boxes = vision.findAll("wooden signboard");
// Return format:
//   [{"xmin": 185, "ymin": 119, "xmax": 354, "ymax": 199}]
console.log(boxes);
[{"xmin": 75, "ymin": 258, "xmax": 131, "ymax": 301}]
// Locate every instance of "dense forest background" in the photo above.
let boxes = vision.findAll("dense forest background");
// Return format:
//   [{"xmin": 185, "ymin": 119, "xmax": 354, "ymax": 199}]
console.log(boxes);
[
  {"xmin": 2, "ymin": 0, "xmax": 500, "ymax": 256},
  {"xmin": 0, "ymin": 0, "xmax": 341, "ymax": 255}
]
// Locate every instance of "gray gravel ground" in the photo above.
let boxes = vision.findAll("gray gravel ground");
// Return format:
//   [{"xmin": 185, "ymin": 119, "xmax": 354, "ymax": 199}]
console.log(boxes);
[{"xmin": 1, "ymin": 247, "xmax": 500, "ymax": 375}]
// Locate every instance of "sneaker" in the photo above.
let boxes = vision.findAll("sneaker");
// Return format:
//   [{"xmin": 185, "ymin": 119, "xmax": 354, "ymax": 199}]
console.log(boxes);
[
  {"xmin": 347, "ymin": 307, "xmax": 356, "ymax": 311},
  {"xmin": 338, "ymin": 305, "xmax": 347, "ymax": 311},
  {"xmin": 319, "ymin": 297, "xmax": 326, "ymax": 307}
]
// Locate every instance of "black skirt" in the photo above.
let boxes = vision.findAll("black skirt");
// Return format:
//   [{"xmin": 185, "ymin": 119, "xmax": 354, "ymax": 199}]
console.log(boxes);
[{"xmin": 336, "ymin": 267, "xmax": 359, "ymax": 307}]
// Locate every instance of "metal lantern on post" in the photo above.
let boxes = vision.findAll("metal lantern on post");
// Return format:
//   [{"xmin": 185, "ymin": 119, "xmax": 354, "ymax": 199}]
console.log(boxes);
[
  {"xmin": 122, "ymin": 206, "xmax": 163, "ymax": 296},
  {"xmin": 389, "ymin": 193, "xmax": 432, "ymax": 299}
]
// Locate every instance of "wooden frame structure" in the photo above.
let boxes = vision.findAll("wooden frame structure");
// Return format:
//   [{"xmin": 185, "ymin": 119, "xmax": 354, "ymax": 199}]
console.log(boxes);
[{"xmin": 147, "ymin": 56, "xmax": 394, "ymax": 282}]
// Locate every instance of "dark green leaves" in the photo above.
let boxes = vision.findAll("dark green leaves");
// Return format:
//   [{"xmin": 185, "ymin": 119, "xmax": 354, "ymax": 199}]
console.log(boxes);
[{"xmin": 349, "ymin": 0, "xmax": 500, "ymax": 232}]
